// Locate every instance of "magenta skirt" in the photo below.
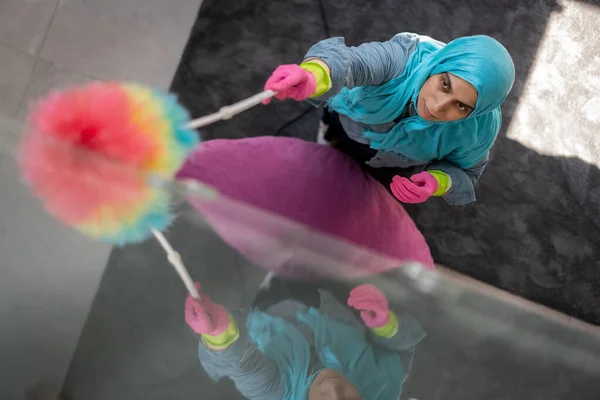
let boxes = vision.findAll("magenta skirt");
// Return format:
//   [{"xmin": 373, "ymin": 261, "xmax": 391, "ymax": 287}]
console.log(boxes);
[{"xmin": 176, "ymin": 137, "xmax": 433, "ymax": 279}]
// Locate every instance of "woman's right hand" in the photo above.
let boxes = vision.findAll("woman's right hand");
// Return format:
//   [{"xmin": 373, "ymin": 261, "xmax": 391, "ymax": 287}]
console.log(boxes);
[
  {"xmin": 347, "ymin": 284, "xmax": 391, "ymax": 328},
  {"xmin": 263, "ymin": 64, "xmax": 317, "ymax": 104},
  {"xmin": 184, "ymin": 282, "xmax": 230, "ymax": 336}
]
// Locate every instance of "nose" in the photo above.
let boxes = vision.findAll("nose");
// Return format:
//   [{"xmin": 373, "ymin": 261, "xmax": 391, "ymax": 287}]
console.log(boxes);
[{"xmin": 432, "ymin": 95, "xmax": 453, "ymax": 113}]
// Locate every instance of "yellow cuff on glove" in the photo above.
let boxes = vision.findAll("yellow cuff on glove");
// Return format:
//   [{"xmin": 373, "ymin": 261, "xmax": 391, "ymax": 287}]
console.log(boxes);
[
  {"xmin": 300, "ymin": 60, "xmax": 332, "ymax": 98},
  {"xmin": 428, "ymin": 170, "xmax": 452, "ymax": 196},
  {"xmin": 201, "ymin": 314, "xmax": 240, "ymax": 350},
  {"xmin": 371, "ymin": 311, "xmax": 399, "ymax": 338}
]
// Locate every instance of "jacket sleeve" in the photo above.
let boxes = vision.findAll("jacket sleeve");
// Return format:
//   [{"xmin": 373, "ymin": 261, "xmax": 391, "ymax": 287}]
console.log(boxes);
[
  {"xmin": 368, "ymin": 311, "xmax": 426, "ymax": 384},
  {"xmin": 303, "ymin": 33, "xmax": 420, "ymax": 103},
  {"xmin": 196, "ymin": 310, "xmax": 285, "ymax": 400},
  {"xmin": 367, "ymin": 311, "xmax": 426, "ymax": 353}
]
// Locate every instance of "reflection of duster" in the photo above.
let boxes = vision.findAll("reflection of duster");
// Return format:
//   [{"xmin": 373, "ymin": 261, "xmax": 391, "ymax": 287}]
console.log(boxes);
[{"xmin": 176, "ymin": 136, "xmax": 434, "ymax": 278}]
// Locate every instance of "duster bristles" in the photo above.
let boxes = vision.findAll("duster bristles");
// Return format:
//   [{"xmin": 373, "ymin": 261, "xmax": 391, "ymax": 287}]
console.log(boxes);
[{"xmin": 18, "ymin": 82, "xmax": 198, "ymax": 244}]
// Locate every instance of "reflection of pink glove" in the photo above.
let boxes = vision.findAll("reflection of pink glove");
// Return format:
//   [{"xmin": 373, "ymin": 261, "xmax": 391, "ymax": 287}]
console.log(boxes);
[
  {"xmin": 347, "ymin": 284, "xmax": 390, "ymax": 328},
  {"xmin": 184, "ymin": 282, "xmax": 229, "ymax": 336},
  {"xmin": 263, "ymin": 64, "xmax": 317, "ymax": 104},
  {"xmin": 390, "ymin": 172, "xmax": 439, "ymax": 204}
]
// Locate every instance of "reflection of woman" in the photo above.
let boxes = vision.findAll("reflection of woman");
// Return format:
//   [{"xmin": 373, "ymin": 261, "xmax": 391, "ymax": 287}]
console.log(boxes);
[
  {"xmin": 264, "ymin": 34, "xmax": 515, "ymax": 205},
  {"xmin": 185, "ymin": 278, "xmax": 425, "ymax": 400}
]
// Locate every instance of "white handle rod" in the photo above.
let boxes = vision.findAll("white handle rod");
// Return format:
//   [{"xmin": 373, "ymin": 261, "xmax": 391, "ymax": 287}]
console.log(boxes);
[
  {"xmin": 152, "ymin": 229, "xmax": 200, "ymax": 299},
  {"xmin": 186, "ymin": 90, "xmax": 276, "ymax": 130},
  {"xmin": 150, "ymin": 90, "xmax": 277, "ymax": 297}
]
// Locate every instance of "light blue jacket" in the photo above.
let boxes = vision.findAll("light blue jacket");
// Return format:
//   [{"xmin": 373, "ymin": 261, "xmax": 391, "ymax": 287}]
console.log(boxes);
[{"xmin": 305, "ymin": 33, "xmax": 490, "ymax": 205}]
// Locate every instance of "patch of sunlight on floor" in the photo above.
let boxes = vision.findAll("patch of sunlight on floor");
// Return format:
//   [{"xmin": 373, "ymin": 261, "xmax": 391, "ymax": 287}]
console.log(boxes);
[{"xmin": 507, "ymin": 0, "xmax": 600, "ymax": 167}]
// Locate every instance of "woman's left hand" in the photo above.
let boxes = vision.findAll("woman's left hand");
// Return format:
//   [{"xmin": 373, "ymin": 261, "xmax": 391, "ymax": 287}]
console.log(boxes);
[
  {"xmin": 390, "ymin": 171, "xmax": 438, "ymax": 203},
  {"xmin": 347, "ymin": 284, "xmax": 390, "ymax": 328}
]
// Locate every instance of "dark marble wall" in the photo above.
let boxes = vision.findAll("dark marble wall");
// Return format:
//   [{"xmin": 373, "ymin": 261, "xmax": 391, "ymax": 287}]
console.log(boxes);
[{"xmin": 171, "ymin": 0, "xmax": 600, "ymax": 323}]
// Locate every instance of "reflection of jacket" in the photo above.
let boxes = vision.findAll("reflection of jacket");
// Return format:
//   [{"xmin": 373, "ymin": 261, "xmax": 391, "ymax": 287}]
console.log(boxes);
[
  {"xmin": 197, "ymin": 290, "xmax": 426, "ymax": 400},
  {"xmin": 306, "ymin": 33, "xmax": 489, "ymax": 205}
]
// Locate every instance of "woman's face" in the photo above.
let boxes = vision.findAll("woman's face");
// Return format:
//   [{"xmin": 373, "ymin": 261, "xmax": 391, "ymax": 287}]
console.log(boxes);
[
  {"xmin": 417, "ymin": 72, "xmax": 478, "ymax": 122},
  {"xmin": 308, "ymin": 369, "xmax": 363, "ymax": 400}
]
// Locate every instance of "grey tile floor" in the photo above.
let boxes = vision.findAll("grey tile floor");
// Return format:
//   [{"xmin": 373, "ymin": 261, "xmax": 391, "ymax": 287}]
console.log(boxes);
[{"xmin": 0, "ymin": 1, "xmax": 202, "ymax": 399}]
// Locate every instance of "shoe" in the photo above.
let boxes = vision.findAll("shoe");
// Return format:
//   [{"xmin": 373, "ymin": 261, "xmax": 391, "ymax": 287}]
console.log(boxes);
[
  {"xmin": 258, "ymin": 271, "xmax": 275, "ymax": 290},
  {"xmin": 316, "ymin": 121, "xmax": 331, "ymax": 145}
]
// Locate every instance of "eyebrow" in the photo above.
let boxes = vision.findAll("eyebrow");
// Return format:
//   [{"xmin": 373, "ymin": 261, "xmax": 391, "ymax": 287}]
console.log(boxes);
[{"xmin": 445, "ymin": 73, "xmax": 476, "ymax": 109}]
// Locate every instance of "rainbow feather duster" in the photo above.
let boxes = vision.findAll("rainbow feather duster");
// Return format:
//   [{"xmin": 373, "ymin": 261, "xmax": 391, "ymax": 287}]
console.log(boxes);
[{"xmin": 18, "ymin": 82, "xmax": 199, "ymax": 244}]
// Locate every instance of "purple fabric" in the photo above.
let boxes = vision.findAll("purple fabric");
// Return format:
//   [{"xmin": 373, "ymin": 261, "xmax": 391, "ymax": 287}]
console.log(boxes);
[{"xmin": 176, "ymin": 137, "xmax": 434, "ymax": 278}]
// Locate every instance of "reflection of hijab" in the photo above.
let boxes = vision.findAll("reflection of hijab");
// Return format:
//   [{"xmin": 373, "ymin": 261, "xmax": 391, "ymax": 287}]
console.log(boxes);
[
  {"xmin": 329, "ymin": 35, "xmax": 515, "ymax": 168},
  {"xmin": 248, "ymin": 308, "xmax": 404, "ymax": 400}
]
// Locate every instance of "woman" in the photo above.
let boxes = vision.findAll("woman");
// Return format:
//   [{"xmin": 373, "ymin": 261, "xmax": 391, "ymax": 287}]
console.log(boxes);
[
  {"xmin": 263, "ymin": 33, "xmax": 515, "ymax": 205},
  {"xmin": 185, "ymin": 277, "xmax": 425, "ymax": 400}
]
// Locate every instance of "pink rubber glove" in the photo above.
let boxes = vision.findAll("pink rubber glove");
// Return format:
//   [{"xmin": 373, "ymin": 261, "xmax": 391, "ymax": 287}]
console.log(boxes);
[
  {"xmin": 263, "ymin": 64, "xmax": 317, "ymax": 104},
  {"xmin": 184, "ymin": 282, "xmax": 230, "ymax": 336},
  {"xmin": 390, "ymin": 171, "xmax": 439, "ymax": 204},
  {"xmin": 347, "ymin": 284, "xmax": 390, "ymax": 328}
]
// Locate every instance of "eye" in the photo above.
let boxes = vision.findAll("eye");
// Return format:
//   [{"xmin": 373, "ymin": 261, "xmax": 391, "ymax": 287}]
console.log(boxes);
[
  {"xmin": 441, "ymin": 77, "xmax": 449, "ymax": 91},
  {"xmin": 457, "ymin": 102, "xmax": 468, "ymax": 112}
]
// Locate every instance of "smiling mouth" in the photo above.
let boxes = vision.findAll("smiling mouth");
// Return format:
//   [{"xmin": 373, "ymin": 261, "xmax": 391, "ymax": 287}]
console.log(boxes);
[{"xmin": 423, "ymin": 103, "xmax": 437, "ymax": 120}]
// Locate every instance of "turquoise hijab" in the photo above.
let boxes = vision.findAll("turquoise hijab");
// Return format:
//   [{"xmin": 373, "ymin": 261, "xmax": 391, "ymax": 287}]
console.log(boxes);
[
  {"xmin": 248, "ymin": 308, "xmax": 404, "ymax": 400},
  {"xmin": 328, "ymin": 35, "xmax": 515, "ymax": 168}
]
